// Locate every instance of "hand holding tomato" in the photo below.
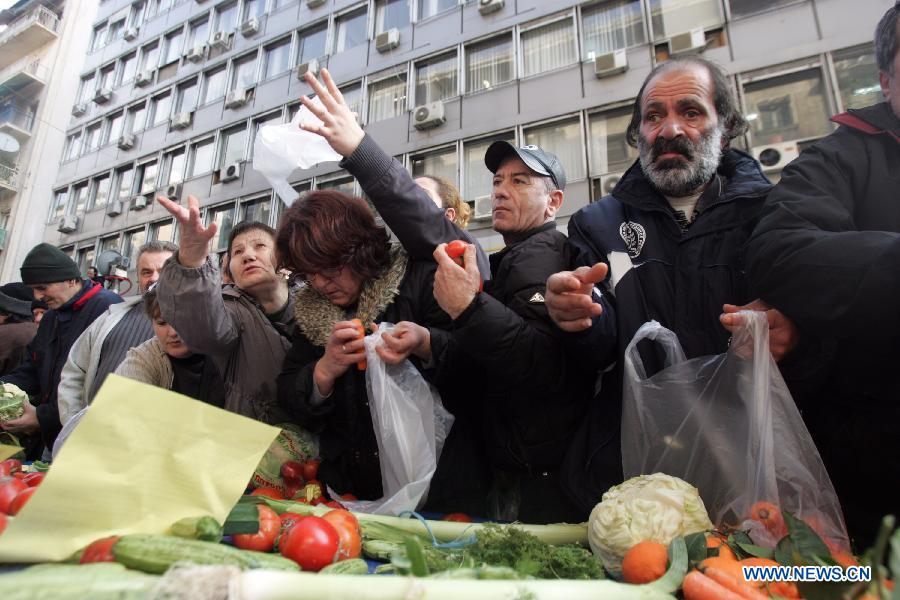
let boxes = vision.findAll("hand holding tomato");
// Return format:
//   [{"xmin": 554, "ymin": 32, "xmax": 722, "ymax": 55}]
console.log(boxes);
[
  {"xmin": 314, "ymin": 321, "xmax": 368, "ymax": 396},
  {"xmin": 234, "ymin": 505, "xmax": 281, "ymax": 552},
  {"xmin": 279, "ymin": 515, "xmax": 340, "ymax": 571},
  {"xmin": 433, "ymin": 242, "xmax": 482, "ymax": 320}
]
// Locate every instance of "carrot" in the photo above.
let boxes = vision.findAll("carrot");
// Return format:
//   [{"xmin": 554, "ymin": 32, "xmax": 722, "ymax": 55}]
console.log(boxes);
[
  {"xmin": 702, "ymin": 566, "xmax": 769, "ymax": 600},
  {"xmin": 350, "ymin": 319, "xmax": 366, "ymax": 371},
  {"xmin": 683, "ymin": 570, "xmax": 746, "ymax": 600}
]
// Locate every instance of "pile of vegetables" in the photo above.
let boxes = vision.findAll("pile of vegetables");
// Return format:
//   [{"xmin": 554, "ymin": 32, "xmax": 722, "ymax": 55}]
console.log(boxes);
[{"xmin": 0, "ymin": 458, "xmax": 44, "ymax": 534}]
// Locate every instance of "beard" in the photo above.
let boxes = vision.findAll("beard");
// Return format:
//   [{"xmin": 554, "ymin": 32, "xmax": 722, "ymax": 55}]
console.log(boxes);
[{"xmin": 638, "ymin": 125, "xmax": 724, "ymax": 197}]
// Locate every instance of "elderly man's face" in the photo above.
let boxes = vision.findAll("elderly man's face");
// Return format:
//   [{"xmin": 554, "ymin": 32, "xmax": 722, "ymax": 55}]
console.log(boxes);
[
  {"xmin": 880, "ymin": 19, "xmax": 900, "ymax": 118},
  {"xmin": 637, "ymin": 64, "xmax": 724, "ymax": 197}
]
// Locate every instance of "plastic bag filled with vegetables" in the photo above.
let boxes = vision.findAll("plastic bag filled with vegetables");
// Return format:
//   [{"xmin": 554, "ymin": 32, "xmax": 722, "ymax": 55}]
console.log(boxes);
[{"xmin": 252, "ymin": 424, "xmax": 319, "ymax": 494}]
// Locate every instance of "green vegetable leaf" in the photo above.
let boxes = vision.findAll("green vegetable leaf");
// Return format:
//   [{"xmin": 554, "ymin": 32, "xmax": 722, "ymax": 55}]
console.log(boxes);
[
  {"xmin": 774, "ymin": 536, "xmax": 799, "ymax": 566},
  {"xmin": 735, "ymin": 542, "xmax": 775, "ymax": 560},
  {"xmin": 728, "ymin": 530, "xmax": 754, "ymax": 546},
  {"xmin": 684, "ymin": 532, "xmax": 707, "ymax": 563},
  {"xmin": 784, "ymin": 512, "xmax": 831, "ymax": 561},
  {"xmin": 223, "ymin": 502, "xmax": 260, "ymax": 535},
  {"xmin": 403, "ymin": 536, "xmax": 430, "ymax": 577}
]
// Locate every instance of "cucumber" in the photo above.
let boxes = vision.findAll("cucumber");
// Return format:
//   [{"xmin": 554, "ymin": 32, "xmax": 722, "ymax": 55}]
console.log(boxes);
[{"xmin": 319, "ymin": 558, "xmax": 369, "ymax": 575}]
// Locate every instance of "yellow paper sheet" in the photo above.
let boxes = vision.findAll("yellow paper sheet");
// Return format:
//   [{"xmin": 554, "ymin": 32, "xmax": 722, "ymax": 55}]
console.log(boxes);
[
  {"xmin": 0, "ymin": 444, "xmax": 23, "ymax": 461},
  {"xmin": 0, "ymin": 374, "xmax": 279, "ymax": 562}
]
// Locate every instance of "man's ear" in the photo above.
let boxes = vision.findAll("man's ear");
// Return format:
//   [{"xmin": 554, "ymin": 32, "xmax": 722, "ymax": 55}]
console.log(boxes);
[
  {"xmin": 546, "ymin": 189, "xmax": 564, "ymax": 218},
  {"xmin": 880, "ymin": 70, "xmax": 892, "ymax": 102},
  {"xmin": 444, "ymin": 207, "xmax": 457, "ymax": 223}
]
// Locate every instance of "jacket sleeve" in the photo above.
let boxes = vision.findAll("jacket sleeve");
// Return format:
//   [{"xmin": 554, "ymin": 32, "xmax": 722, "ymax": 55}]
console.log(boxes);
[
  {"xmin": 156, "ymin": 255, "xmax": 240, "ymax": 356},
  {"xmin": 57, "ymin": 312, "xmax": 108, "ymax": 426},
  {"xmin": 747, "ymin": 130, "xmax": 900, "ymax": 338},
  {"xmin": 340, "ymin": 134, "xmax": 492, "ymax": 279}
]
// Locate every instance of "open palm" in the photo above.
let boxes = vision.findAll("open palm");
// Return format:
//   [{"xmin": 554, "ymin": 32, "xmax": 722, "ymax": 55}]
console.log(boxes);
[{"xmin": 157, "ymin": 195, "xmax": 217, "ymax": 268}]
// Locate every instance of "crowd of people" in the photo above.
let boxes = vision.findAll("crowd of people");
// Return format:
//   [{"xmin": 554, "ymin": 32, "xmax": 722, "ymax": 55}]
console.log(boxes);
[{"xmin": 0, "ymin": 2, "xmax": 897, "ymax": 551}]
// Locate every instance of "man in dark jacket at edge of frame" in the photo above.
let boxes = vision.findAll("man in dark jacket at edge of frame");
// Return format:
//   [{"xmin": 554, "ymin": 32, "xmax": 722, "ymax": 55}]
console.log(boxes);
[
  {"xmin": 544, "ymin": 55, "xmax": 818, "ymax": 516},
  {"xmin": 746, "ymin": 3, "xmax": 900, "ymax": 550},
  {"xmin": 0, "ymin": 243, "xmax": 122, "ymax": 458},
  {"xmin": 295, "ymin": 69, "xmax": 604, "ymax": 524}
]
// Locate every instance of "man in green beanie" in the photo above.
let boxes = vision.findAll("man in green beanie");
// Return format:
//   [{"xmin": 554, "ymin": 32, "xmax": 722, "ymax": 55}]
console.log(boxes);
[{"xmin": 0, "ymin": 243, "xmax": 122, "ymax": 458}]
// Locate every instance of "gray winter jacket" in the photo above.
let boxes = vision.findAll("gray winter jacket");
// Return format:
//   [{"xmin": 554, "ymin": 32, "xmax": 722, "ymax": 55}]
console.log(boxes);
[{"xmin": 115, "ymin": 337, "xmax": 174, "ymax": 389}]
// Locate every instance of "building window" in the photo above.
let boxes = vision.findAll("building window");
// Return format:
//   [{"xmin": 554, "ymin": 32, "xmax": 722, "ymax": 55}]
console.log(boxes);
[
  {"xmin": 215, "ymin": 1, "xmax": 239, "ymax": 33},
  {"xmin": 129, "ymin": 2, "xmax": 146, "ymax": 28},
  {"xmin": 117, "ymin": 53, "xmax": 139, "ymax": 86},
  {"xmin": 207, "ymin": 203, "xmax": 236, "ymax": 251},
  {"xmin": 728, "ymin": 0, "xmax": 801, "ymax": 19},
  {"xmin": 368, "ymin": 73, "xmax": 408, "ymax": 123},
  {"xmin": 151, "ymin": 220, "xmax": 175, "ymax": 242},
  {"xmin": 317, "ymin": 172, "xmax": 356, "ymax": 195},
  {"xmin": 72, "ymin": 183, "xmax": 90, "ymax": 214},
  {"xmin": 201, "ymin": 66, "xmax": 227, "ymax": 104},
  {"xmin": 123, "ymin": 228, "xmax": 148, "ymax": 281},
  {"xmin": 175, "ymin": 78, "xmax": 199, "ymax": 113},
  {"xmin": 150, "ymin": 91, "xmax": 173, "ymax": 126},
  {"xmin": 219, "ymin": 124, "xmax": 248, "ymax": 168},
  {"xmin": 50, "ymin": 189, "xmax": 69, "ymax": 222},
  {"xmin": 77, "ymin": 246, "xmax": 96, "ymax": 274},
  {"xmin": 140, "ymin": 42, "xmax": 160, "ymax": 72},
  {"xmin": 188, "ymin": 15, "xmax": 211, "ymax": 49},
  {"xmin": 65, "ymin": 132, "xmax": 82, "ymax": 161},
  {"xmin": 243, "ymin": 0, "xmax": 266, "ymax": 20},
  {"xmin": 126, "ymin": 102, "xmax": 148, "ymax": 134},
  {"xmin": 115, "ymin": 166, "xmax": 136, "ymax": 199},
  {"xmin": 375, "ymin": 0, "xmax": 410, "ymax": 33},
  {"xmin": 162, "ymin": 28, "xmax": 185, "ymax": 65},
  {"xmin": 107, "ymin": 18, "xmax": 126, "ymax": 43},
  {"xmin": 411, "ymin": 146, "xmax": 458, "ymax": 185},
  {"xmin": 231, "ymin": 53, "xmax": 258, "ymax": 90},
  {"xmin": 340, "ymin": 82, "xmax": 363, "ymax": 121},
  {"xmin": 832, "ymin": 44, "xmax": 881, "ymax": 111},
  {"xmin": 297, "ymin": 23, "xmax": 328, "ymax": 65},
  {"xmin": 742, "ymin": 67, "xmax": 832, "ymax": 147},
  {"xmin": 523, "ymin": 116, "xmax": 586, "ymax": 182},
  {"xmin": 649, "ymin": 0, "xmax": 721, "ymax": 41},
  {"xmin": 188, "ymin": 138, "xmax": 215, "ymax": 176},
  {"xmin": 241, "ymin": 197, "xmax": 272, "ymax": 225},
  {"xmin": 78, "ymin": 74, "xmax": 96, "ymax": 105},
  {"xmin": 91, "ymin": 174, "xmax": 112, "ymax": 209},
  {"xmin": 521, "ymin": 16, "xmax": 577, "ymax": 77},
  {"xmin": 463, "ymin": 131, "xmax": 514, "ymax": 201},
  {"xmin": 99, "ymin": 64, "xmax": 116, "ymax": 90},
  {"xmin": 588, "ymin": 105, "xmax": 638, "ymax": 176},
  {"xmin": 335, "ymin": 6, "xmax": 368, "ymax": 54},
  {"xmin": 162, "ymin": 147, "xmax": 187, "ymax": 184},
  {"xmin": 91, "ymin": 22, "xmax": 108, "ymax": 52},
  {"xmin": 83, "ymin": 122, "xmax": 102, "ymax": 153},
  {"xmin": 251, "ymin": 111, "xmax": 283, "ymax": 154},
  {"xmin": 466, "ymin": 34, "xmax": 513, "ymax": 93},
  {"xmin": 418, "ymin": 0, "xmax": 456, "ymax": 20},
  {"xmin": 136, "ymin": 160, "xmax": 159, "ymax": 194},
  {"xmin": 415, "ymin": 52, "xmax": 458, "ymax": 105},
  {"xmin": 581, "ymin": 0, "xmax": 645, "ymax": 59},
  {"xmin": 263, "ymin": 37, "xmax": 292, "ymax": 80}
]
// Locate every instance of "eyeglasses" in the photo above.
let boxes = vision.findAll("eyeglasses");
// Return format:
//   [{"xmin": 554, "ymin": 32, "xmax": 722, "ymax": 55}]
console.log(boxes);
[{"xmin": 299, "ymin": 266, "xmax": 343, "ymax": 283}]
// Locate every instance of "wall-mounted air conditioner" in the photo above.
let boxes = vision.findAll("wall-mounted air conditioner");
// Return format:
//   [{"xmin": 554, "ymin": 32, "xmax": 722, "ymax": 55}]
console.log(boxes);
[
  {"xmin": 117, "ymin": 134, "xmax": 136, "ymax": 150},
  {"xmin": 241, "ymin": 17, "xmax": 260, "ymax": 37},
  {"xmin": 478, "ymin": 0, "xmax": 504, "ymax": 16},
  {"xmin": 123, "ymin": 26, "xmax": 139, "ymax": 41},
  {"xmin": 93, "ymin": 87, "xmax": 113, "ymax": 104},
  {"xmin": 106, "ymin": 199, "xmax": 124, "ymax": 217},
  {"xmin": 413, "ymin": 102, "xmax": 446, "ymax": 130},
  {"xmin": 221, "ymin": 162, "xmax": 241, "ymax": 182},
  {"xmin": 210, "ymin": 30, "xmax": 232, "ymax": 51},
  {"xmin": 599, "ymin": 172, "xmax": 624, "ymax": 197},
  {"xmin": 135, "ymin": 70, "xmax": 154, "ymax": 87},
  {"xmin": 473, "ymin": 195, "xmax": 492, "ymax": 220},
  {"xmin": 594, "ymin": 49, "xmax": 628, "ymax": 78},
  {"xmin": 375, "ymin": 28, "xmax": 400, "ymax": 53},
  {"xmin": 306, "ymin": 0, "xmax": 326, "ymax": 7},
  {"xmin": 224, "ymin": 87, "xmax": 250, "ymax": 109},
  {"xmin": 131, "ymin": 194, "xmax": 150, "ymax": 210},
  {"xmin": 72, "ymin": 103, "xmax": 88, "ymax": 117},
  {"xmin": 184, "ymin": 43, "xmax": 206, "ymax": 63},
  {"xmin": 57, "ymin": 215, "xmax": 78, "ymax": 233},
  {"xmin": 669, "ymin": 28, "xmax": 708, "ymax": 56},
  {"xmin": 296, "ymin": 58, "xmax": 319, "ymax": 79},
  {"xmin": 164, "ymin": 183, "xmax": 183, "ymax": 200},
  {"xmin": 170, "ymin": 112, "xmax": 192, "ymax": 130},
  {"xmin": 752, "ymin": 141, "xmax": 800, "ymax": 173}
]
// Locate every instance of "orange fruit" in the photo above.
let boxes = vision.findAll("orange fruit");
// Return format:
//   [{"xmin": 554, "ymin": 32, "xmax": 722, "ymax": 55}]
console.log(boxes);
[
  {"xmin": 706, "ymin": 534, "xmax": 737, "ymax": 561},
  {"xmin": 622, "ymin": 541, "xmax": 669, "ymax": 584}
]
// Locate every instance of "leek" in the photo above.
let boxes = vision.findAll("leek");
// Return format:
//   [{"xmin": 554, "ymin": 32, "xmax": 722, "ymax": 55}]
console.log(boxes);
[{"xmin": 0, "ymin": 563, "xmax": 158, "ymax": 600}]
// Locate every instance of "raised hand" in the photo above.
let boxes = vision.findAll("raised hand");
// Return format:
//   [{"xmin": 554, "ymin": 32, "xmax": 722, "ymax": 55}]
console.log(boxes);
[
  {"xmin": 298, "ymin": 68, "xmax": 365, "ymax": 157},
  {"xmin": 157, "ymin": 195, "xmax": 216, "ymax": 268},
  {"xmin": 546, "ymin": 263, "xmax": 608, "ymax": 332}
]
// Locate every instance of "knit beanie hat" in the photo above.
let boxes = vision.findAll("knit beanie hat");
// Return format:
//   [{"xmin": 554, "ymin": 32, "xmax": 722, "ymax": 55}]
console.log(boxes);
[
  {"xmin": 20, "ymin": 243, "xmax": 82, "ymax": 284},
  {"xmin": 0, "ymin": 282, "xmax": 34, "ymax": 318}
]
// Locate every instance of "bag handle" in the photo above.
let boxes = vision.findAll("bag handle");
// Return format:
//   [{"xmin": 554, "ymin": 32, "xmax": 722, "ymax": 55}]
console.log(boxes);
[{"xmin": 623, "ymin": 320, "xmax": 687, "ymax": 382}]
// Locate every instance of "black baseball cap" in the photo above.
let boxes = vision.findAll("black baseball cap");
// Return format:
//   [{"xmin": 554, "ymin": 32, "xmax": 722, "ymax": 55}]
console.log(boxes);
[{"xmin": 484, "ymin": 141, "xmax": 567, "ymax": 191}]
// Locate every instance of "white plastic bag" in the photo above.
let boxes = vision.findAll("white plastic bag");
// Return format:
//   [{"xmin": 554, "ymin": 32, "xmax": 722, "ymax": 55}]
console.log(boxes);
[
  {"xmin": 336, "ymin": 324, "xmax": 453, "ymax": 516},
  {"xmin": 621, "ymin": 311, "xmax": 849, "ymax": 551},
  {"xmin": 251, "ymin": 97, "xmax": 341, "ymax": 207}
]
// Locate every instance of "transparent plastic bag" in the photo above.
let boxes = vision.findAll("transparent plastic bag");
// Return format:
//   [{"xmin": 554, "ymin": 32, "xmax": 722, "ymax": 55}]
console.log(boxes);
[
  {"xmin": 621, "ymin": 311, "xmax": 849, "ymax": 551},
  {"xmin": 336, "ymin": 324, "xmax": 453, "ymax": 516}
]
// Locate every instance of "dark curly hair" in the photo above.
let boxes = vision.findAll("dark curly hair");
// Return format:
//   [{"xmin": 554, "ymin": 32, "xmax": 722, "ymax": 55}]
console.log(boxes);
[{"xmin": 276, "ymin": 190, "xmax": 391, "ymax": 282}]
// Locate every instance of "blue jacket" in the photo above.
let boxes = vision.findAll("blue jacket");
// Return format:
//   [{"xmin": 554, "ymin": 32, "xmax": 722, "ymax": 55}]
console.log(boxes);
[{"xmin": 2, "ymin": 280, "xmax": 122, "ymax": 457}]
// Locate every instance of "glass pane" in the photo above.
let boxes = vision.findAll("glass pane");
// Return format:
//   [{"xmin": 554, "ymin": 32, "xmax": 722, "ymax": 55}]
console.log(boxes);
[
  {"xmin": 368, "ymin": 75, "xmax": 407, "ymax": 122},
  {"xmin": 119, "ymin": 53, "xmax": 138, "ymax": 85},
  {"xmin": 466, "ymin": 35, "xmax": 513, "ymax": 93},
  {"xmin": 77, "ymin": 247, "xmax": 96, "ymax": 273},
  {"xmin": 151, "ymin": 220, "xmax": 175, "ymax": 241},
  {"xmin": 177, "ymin": 80, "xmax": 199, "ymax": 112},
  {"xmin": 188, "ymin": 18, "xmax": 209, "ymax": 47},
  {"xmin": 141, "ymin": 44, "xmax": 160, "ymax": 71},
  {"xmin": 418, "ymin": 0, "xmax": 456, "ymax": 20},
  {"xmin": 189, "ymin": 139, "xmax": 215, "ymax": 176},
  {"xmin": 116, "ymin": 168, "xmax": 135, "ymax": 198},
  {"xmin": 128, "ymin": 104, "xmax": 147, "ymax": 133},
  {"xmin": 335, "ymin": 8, "xmax": 368, "ymax": 53},
  {"xmin": 124, "ymin": 228, "xmax": 147, "ymax": 280},
  {"xmin": 216, "ymin": 2, "xmax": 238, "ymax": 32},
  {"xmin": 65, "ymin": 133, "xmax": 81, "ymax": 160},
  {"xmin": 318, "ymin": 176, "xmax": 356, "ymax": 195},
  {"xmin": 85, "ymin": 125, "xmax": 101, "ymax": 152},
  {"xmin": 241, "ymin": 198, "xmax": 272, "ymax": 224},
  {"xmin": 201, "ymin": 67, "xmax": 227, "ymax": 103},
  {"xmin": 106, "ymin": 113, "xmax": 124, "ymax": 144},
  {"xmin": 588, "ymin": 106, "xmax": 638, "ymax": 175},
  {"xmin": 100, "ymin": 235, "xmax": 119, "ymax": 253},
  {"xmin": 264, "ymin": 39, "xmax": 292, "ymax": 79},
  {"xmin": 463, "ymin": 131, "xmax": 515, "ymax": 200},
  {"xmin": 523, "ymin": 117, "xmax": 586, "ymax": 181},
  {"xmin": 297, "ymin": 24, "xmax": 328, "ymax": 63},
  {"xmin": 51, "ymin": 190, "xmax": 68, "ymax": 220},
  {"xmin": 208, "ymin": 205, "xmax": 236, "ymax": 250},
  {"xmin": 140, "ymin": 161, "xmax": 159, "ymax": 193},
  {"xmin": 151, "ymin": 92, "xmax": 172, "ymax": 126},
  {"xmin": 376, "ymin": 0, "xmax": 410, "ymax": 33},
  {"xmin": 163, "ymin": 30, "xmax": 184, "ymax": 64},
  {"xmin": 93, "ymin": 175, "xmax": 111, "ymax": 208},
  {"xmin": 729, "ymin": 0, "xmax": 802, "ymax": 18},
  {"xmin": 411, "ymin": 147, "xmax": 458, "ymax": 184},
  {"xmin": 521, "ymin": 18, "xmax": 576, "ymax": 77},
  {"xmin": 832, "ymin": 45, "xmax": 881, "ymax": 111},
  {"xmin": 78, "ymin": 75, "xmax": 95, "ymax": 104},
  {"xmin": 340, "ymin": 84, "xmax": 363, "ymax": 120},
  {"xmin": 73, "ymin": 184, "xmax": 89, "ymax": 213},
  {"xmin": 743, "ymin": 68, "xmax": 832, "ymax": 146},
  {"xmin": 233, "ymin": 55, "xmax": 258, "ymax": 89},
  {"xmin": 244, "ymin": 0, "xmax": 265, "ymax": 19},
  {"xmin": 415, "ymin": 52, "xmax": 458, "ymax": 104},
  {"xmin": 221, "ymin": 126, "xmax": 248, "ymax": 166},
  {"xmin": 582, "ymin": 0, "xmax": 645, "ymax": 58},
  {"xmin": 649, "ymin": 0, "xmax": 721, "ymax": 40},
  {"xmin": 99, "ymin": 66, "xmax": 115, "ymax": 89},
  {"xmin": 166, "ymin": 149, "xmax": 187, "ymax": 183}
]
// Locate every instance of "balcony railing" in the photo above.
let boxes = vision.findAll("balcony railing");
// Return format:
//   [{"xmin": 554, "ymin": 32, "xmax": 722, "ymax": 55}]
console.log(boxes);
[
  {"xmin": 0, "ymin": 6, "xmax": 61, "ymax": 47},
  {"xmin": 0, "ymin": 105, "xmax": 36, "ymax": 133},
  {"xmin": 0, "ymin": 163, "xmax": 20, "ymax": 191}
]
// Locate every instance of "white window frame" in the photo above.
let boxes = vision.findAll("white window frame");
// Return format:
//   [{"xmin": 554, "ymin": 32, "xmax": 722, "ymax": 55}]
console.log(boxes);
[{"xmin": 516, "ymin": 10, "xmax": 579, "ymax": 80}]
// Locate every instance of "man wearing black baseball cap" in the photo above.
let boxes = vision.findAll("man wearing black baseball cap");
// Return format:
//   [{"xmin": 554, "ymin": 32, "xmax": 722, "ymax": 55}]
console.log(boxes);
[{"xmin": 0, "ymin": 243, "xmax": 121, "ymax": 458}]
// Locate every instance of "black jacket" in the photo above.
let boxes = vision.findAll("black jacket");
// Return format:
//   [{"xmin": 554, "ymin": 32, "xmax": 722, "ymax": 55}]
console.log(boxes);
[
  {"xmin": 1, "ymin": 280, "xmax": 122, "ymax": 457},
  {"xmin": 746, "ymin": 102, "xmax": 900, "ymax": 549},
  {"xmin": 559, "ymin": 149, "xmax": 774, "ymax": 514}
]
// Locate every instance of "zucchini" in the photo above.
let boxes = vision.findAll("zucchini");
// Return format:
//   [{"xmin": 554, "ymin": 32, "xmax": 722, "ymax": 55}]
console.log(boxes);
[
  {"xmin": 319, "ymin": 559, "xmax": 369, "ymax": 575},
  {"xmin": 170, "ymin": 516, "xmax": 223, "ymax": 542}
]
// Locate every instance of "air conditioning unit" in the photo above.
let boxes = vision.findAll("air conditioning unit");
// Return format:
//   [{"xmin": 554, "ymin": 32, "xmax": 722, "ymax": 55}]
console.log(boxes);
[
  {"xmin": 241, "ymin": 17, "xmax": 260, "ymax": 37},
  {"xmin": 599, "ymin": 172, "xmax": 624, "ymax": 197},
  {"xmin": 71, "ymin": 102, "xmax": 88, "ymax": 117},
  {"xmin": 221, "ymin": 162, "xmax": 241, "ymax": 182},
  {"xmin": 296, "ymin": 58, "xmax": 319, "ymax": 79},
  {"xmin": 375, "ymin": 28, "xmax": 400, "ymax": 53},
  {"xmin": 106, "ymin": 199, "xmax": 124, "ymax": 217},
  {"xmin": 669, "ymin": 28, "xmax": 708, "ymax": 56},
  {"xmin": 132, "ymin": 194, "xmax": 150, "ymax": 210},
  {"xmin": 184, "ymin": 43, "xmax": 206, "ymax": 62},
  {"xmin": 210, "ymin": 30, "xmax": 232, "ymax": 51},
  {"xmin": 93, "ymin": 87, "xmax": 113, "ymax": 104},
  {"xmin": 412, "ymin": 102, "xmax": 446, "ymax": 130},
  {"xmin": 135, "ymin": 70, "xmax": 154, "ymax": 86},
  {"xmin": 123, "ymin": 26, "xmax": 139, "ymax": 41},
  {"xmin": 164, "ymin": 183, "xmax": 182, "ymax": 200},
  {"xmin": 170, "ymin": 112, "xmax": 192, "ymax": 130},
  {"xmin": 752, "ymin": 141, "xmax": 800, "ymax": 173},
  {"xmin": 224, "ymin": 87, "xmax": 250, "ymax": 109},
  {"xmin": 306, "ymin": 0, "xmax": 326, "ymax": 7},
  {"xmin": 473, "ymin": 195, "xmax": 492, "ymax": 220},
  {"xmin": 594, "ymin": 49, "xmax": 628, "ymax": 78},
  {"xmin": 478, "ymin": 0, "xmax": 504, "ymax": 16},
  {"xmin": 117, "ymin": 134, "xmax": 136, "ymax": 150},
  {"xmin": 57, "ymin": 215, "xmax": 78, "ymax": 233}
]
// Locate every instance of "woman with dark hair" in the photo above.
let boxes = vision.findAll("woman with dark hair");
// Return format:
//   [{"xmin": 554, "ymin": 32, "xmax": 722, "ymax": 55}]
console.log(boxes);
[{"xmin": 276, "ymin": 190, "xmax": 452, "ymax": 501}]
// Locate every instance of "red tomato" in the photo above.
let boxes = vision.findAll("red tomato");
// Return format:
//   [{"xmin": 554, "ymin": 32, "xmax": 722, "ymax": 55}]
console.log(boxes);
[
  {"xmin": 233, "ymin": 505, "xmax": 281, "ymax": 552},
  {"xmin": 279, "ymin": 516, "xmax": 340, "ymax": 571},
  {"xmin": 22, "ymin": 473, "xmax": 44, "ymax": 487},
  {"xmin": 0, "ymin": 512, "xmax": 7, "ymax": 535},
  {"xmin": 250, "ymin": 487, "xmax": 286, "ymax": 500},
  {"xmin": 0, "ymin": 459, "xmax": 21, "ymax": 477},
  {"xmin": 7, "ymin": 486, "xmax": 35, "ymax": 515},
  {"xmin": 284, "ymin": 481, "xmax": 303, "ymax": 500},
  {"xmin": 0, "ymin": 476, "xmax": 28, "ymax": 514},
  {"xmin": 442, "ymin": 513, "xmax": 472, "ymax": 523},
  {"xmin": 340, "ymin": 493, "xmax": 358, "ymax": 501},
  {"xmin": 321, "ymin": 509, "xmax": 361, "ymax": 560},
  {"xmin": 280, "ymin": 461, "xmax": 305, "ymax": 484},
  {"xmin": 12, "ymin": 472, "xmax": 27, "ymax": 480},
  {"xmin": 80, "ymin": 536, "xmax": 121, "ymax": 563},
  {"xmin": 279, "ymin": 511, "xmax": 306, "ymax": 532},
  {"xmin": 300, "ymin": 459, "xmax": 320, "ymax": 482}
]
